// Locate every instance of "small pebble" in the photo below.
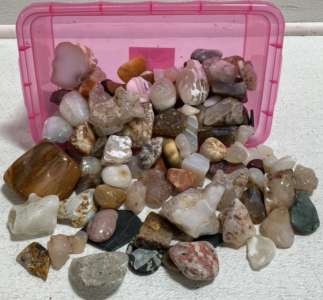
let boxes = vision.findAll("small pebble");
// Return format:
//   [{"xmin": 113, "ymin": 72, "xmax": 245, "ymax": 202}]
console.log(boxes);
[
  {"xmin": 101, "ymin": 135, "xmax": 132, "ymax": 165},
  {"xmin": 199, "ymin": 137, "xmax": 226, "ymax": 163},
  {"xmin": 118, "ymin": 57, "xmax": 147, "ymax": 83},
  {"xmin": 101, "ymin": 165, "xmax": 132, "ymax": 189},
  {"xmin": 166, "ymin": 168, "xmax": 197, "ymax": 192},
  {"xmin": 94, "ymin": 184, "xmax": 126, "ymax": 209},
  {"xmin": 247, "ymin": 159, "xmax": 265, "ymax": 174},
  {"xmin": 125, "ymin": 181, "xmax": 147, "ymax": 214},
  {"xmin": 140, "ymin": 137, "xmax": 163, "ymax": 169}
]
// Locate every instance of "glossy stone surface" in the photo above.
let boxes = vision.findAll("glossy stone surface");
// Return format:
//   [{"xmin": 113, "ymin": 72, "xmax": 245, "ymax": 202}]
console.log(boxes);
[
  {"xmin": 270, "ymin": 156, "xmax": 297, "ymax": 174},
  {"xmin": 86, "ymin": 209, "xmax": 118, "ymax": 242},
  {"xmin": 4, "ymin": 139, "xmax": 81, "ymax": 200},
  {"xmin": 135, "ymin": 212, "xmax": 173, "ymax": 250},
  {"xmin": 175, "ymin": 133, "xmax": 191, "ymax": 159},
  {"xmin": 209, "ymin": 59, "xmax": 236, "ymax": 84},
  {"xmin": 150, "ymin": 77, "xmax": 176, "ymax": 111},
  {"xmin": 101, "ymin": 164, "xmax": 132, "ymax": 189},
  {"xmin": 118, "ymin": 57, "xmax": 147, "ymax": 83},
  {"xmin": 50, "ymin": 89, "xmax": 70, "ymax": 105},
  {"xmin": 247, "ymin": 235, "xmax": 276, "ymax": 269},
  {"xmin": 166, "ymin": 168, "xmax": 197, "ymax": 192},
  {"xmin": 138, "ymin": 169, "xmax": 174, "ymax": 208},
  {"xmin": 80, "ymin": 156, "xmax": 102, "ymax": 176},
  {"xmin": 240, "ymin": 187, "xmax": 266, "ymax": 224},
  {"xmin": 222, "ymin": 55, "xmax": 244, "ymax": 76},
  {"xmin": 219, "ymin": 198, "xmax": 256, "ymax": 246},
  {"xmin": 247, "ymin": 159, "xmax": 265, "ymax": 174},
  {"xmin": 91, "ymin": 136, "xmax": 107, "ymax": 158},
  {"xmin": 82, "ymin": 210, "xmax": 143, "ymax": 251},
  {"xmin": 262, "ymin": 207, "xmax": 294, "ymax": 248},
  {"xmin": 101, "ymin": 135, "xmax": 132, "ymax": 165},
  {"xmin": 190, "ymin": 48, "xmax": 222, "ymax": 63},
  {"xmin": 211, "ymin": 81, "xmax": 247, "ymax": 100},
  {"xmin": 101, "ymin": 79, "xmax": 126, "ymax": 95},
  {"xmin": 125, "ymin": 181, "xmax": 146, "ymax": 214},
  {"xmin": 212, "ymin": 168, "xmax": 249, "ymax": 211},
  {"xmin": 162, "ymin": 138, "xmax": 182, "ymax": 168},
  {"xmin": 198, "ymin": 125, "xmax": 236, "ymax": 145},
  {"xmin": 203, "ymin": 95, "xmax": 222, "ymax": 107},
  {"xmin": 8, "ymin": 193, "xmax": 59, "ymax": 235},
  {"xmin": 69, "ymin": 122, "xmax": 96, "ymax": 156},
  {"xmin": 140, "ymin": 137, "xmax": 163, "ymax": 169},
  {"xmin": 236, "ymin": 125, "xmax": 256, "ymax": 145},
  {"xmin": 153, "ymin": 108, "xmax": 188, "ymax": 137},
  {"xmin": 116, "ymin": 102, "xmax": 154, "ymax": 148},
  {"xmin": 94, "ymin": 185, "xmax": 126, "ymax": 209},
  {"xmin": 127, "ymin": 236, "xmax": 163, "ymax": 275},
  {"xmin": 204, "ymin": 97, "xmax": 243, "ymax": 125},
  {"xmin": 294, "ymin": 164, "xmax": 319, "ymax": 192},
  {"xmin": 199, "ymin": 137, "xmax": 226, "ymax": 163},
  {"xmin": 238, "ymin": 60, "xmax": 257, "ymax": 91},
  {"xmin": 75, "ymin": 174, "xmax": 103, "ymax": 194},
  {"xmin": 140, "ymin": 70, "xmax": 155, "ymax": 84},
  {"xmin": 169, "ymin": 241, "xmax": 219, "ymax": 281},
  {"xmin": 176, "ymin": 59, "xmax": 209, "ymax": 105},
  {"xmin": 208, "ymin": 160, "xmax": 245, "ymax": 176},
  {"xmin": 69, "ymin": 252, "xmax": 128, "ymax": 296},
  {"xmin": 177, "ymin": 104, "xmax": 200, "ymax": 116},
  {"xmin": 263, "ymin": 156, "xmax": 278, "ymax": 173},
  {"xmin": 161, "ymin": 185, "xmax": 225, "ymax": 238},
  {"xmin": 42, "ymin": 116, "xmax": 74, "ymax": 143},
  {"xmin": 79, "ymin": 79, "xmax": 98, "ymax": 99},
  {"xmin": 126, "ymin": 76, "xmax": 151, "ymax": 103},
  {"xmin": 247, "ymin": 168, "xmax": 266, "ymax": 189},
  {"xmin": 58, "ymin": 189, "xmax": 98, "ymax": 227},
  {"xmin": 226, "ymin": 143, "xmax": 248, "ymax": 163},
  {"xmin": 264, "ymin": 169, "xmax": 296, "ymax": 215},
  {"xmin": 16, "ymin": 242, "xmax": 50, "ymax": 281},
  {"xmin": 290, "ymin": 192, "xmax": 320, "ymax": 234},
  {"xmin": 184, "ymin": 115, "xmax": 199, "ymax": 153}
]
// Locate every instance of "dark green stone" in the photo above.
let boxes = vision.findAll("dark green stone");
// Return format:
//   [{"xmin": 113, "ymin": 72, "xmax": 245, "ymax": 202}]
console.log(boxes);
[
  {"xmin": 290, "ymin": 192, "xmax": 320, "ymax": 234},
  {"xmin": 81, "ymin": 210, "xmax": 143, "ymax": 251}
]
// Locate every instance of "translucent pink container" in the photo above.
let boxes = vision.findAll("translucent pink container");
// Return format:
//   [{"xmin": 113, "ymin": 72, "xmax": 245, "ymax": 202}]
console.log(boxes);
[{"xmin": 16, "ymin": 1, "xmax": 284, "ymax": 147}]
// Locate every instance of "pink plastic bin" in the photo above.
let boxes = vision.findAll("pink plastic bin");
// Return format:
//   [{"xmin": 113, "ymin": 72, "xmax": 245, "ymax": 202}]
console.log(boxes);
[{"xmin": 16, "ymin": 1, "xmax": 285, "ymax": 148}]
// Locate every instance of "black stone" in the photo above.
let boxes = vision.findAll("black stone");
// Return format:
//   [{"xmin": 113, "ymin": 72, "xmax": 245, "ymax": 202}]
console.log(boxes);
[
  {"xmin": 247, "ymin": 159, "xmax": 265, "ymax": 174},
  {"xmin": 50, "ymin": 89, "xmax": 70, "ymax": 105},
  {"xmin": 81, "ymin": 210, "xmax": 143, "ymax": 252},
  {"xmin": 190, "ymin": 48, "xmax": 222, "ymax": 63},
  {"xmin": 193, "ymin": 233, "xmax": 223, "ymax": 248},
  {"xmin": 211, "ymin": 81, "xmax": 247, "ymax": 99},
  {"xmin": 126, "ymin": 236, "xmax": 163, "ymax": 275},
  {"xmin": 290, "ymin": 192, "xmax": 320, "ymax": 234}
]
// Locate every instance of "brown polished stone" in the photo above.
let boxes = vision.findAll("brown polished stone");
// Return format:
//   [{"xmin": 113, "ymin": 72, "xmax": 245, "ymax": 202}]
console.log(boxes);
[
  {"xmin": 94, "ymin": 184, "xmax": 126, "ymax": 209},
  {"xmin": 75, "ymin": 174, "xmax": 103, "ymax": 194},
  {"xmin": 3, "ymin": 139, "xmax": 81, "ymax": 200},
  {"xmin": 135, "ymin": 212, "xmax": 173, "ymax": 250}
]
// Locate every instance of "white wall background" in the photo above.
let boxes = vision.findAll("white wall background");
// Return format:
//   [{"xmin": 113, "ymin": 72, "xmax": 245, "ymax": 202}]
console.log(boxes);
[{"xmin": 0, "ymin": 0, "xmax": 322, "ymax": 25}]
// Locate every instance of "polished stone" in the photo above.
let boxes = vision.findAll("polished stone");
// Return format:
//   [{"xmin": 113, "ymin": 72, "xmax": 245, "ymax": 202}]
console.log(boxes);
[
  {"xmin": 190, "ymin": 48, "xmax": 222, "ymax": 63},
  {"xmin": 162, "ymin": 137, "xmax": 182, "ymax": 168},
  {"xmin": 211, "ymin": 81, "xmax": 247, "ymax": 99},
  {"xmin": 50, "ymin": 89, "xmax": 70, "ymax": 105},
  {"xmin": 166, "ymin": 168, "xmax": 197, "ymax": 192},
  {"xmin": 80, "ymin": 156, "xmax": 102, "ymax": 176},
  {"xmin": 247, "ymin": 159, "xmax": 265, "ymax": 174},
  {"xmin": 125, "ymin": 181, "xmax": 147, "ymax": 214},
  {"xmin": 199, "ymin": 137, "xmax": 226, "ymax": 163},
  {"xmin": 198, "ymin": 125, "xmax": 236, "ymax": 145},
  {"xmin": 94, "ymin": 185, "xmax": 126, "ymax": 209},
  {"xmin": 118, "ymin": 57, "xmax": 147, "ymax": 83},
  {"xmin": 75, "ymin": 174, "xmax": 103, "ymax": 194}
]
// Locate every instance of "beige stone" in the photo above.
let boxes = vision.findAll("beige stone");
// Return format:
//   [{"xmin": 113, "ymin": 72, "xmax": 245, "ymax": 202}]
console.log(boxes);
[{"xmin": 199, "ymin": 137, "xmax": 226, "ymax": 162}]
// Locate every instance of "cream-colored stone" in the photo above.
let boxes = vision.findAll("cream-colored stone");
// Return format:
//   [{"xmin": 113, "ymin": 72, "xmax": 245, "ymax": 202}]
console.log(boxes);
[{"xmin": 199, "ymin": 137, "xmax": 226, "ymax": 162}]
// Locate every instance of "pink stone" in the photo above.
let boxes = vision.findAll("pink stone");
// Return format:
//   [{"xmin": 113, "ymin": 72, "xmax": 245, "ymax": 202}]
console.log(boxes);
[
  {"xmin": 86, "ymin": 210, "xmax": 118, "ymax": 242},
  {"xmin": 169, "ymin": 241, "xmax": 219, "ymax": 281}
]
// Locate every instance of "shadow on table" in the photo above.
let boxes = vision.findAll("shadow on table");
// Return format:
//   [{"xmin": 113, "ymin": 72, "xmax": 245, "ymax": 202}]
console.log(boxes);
[{"xmin": 1, "ymin": 184, "xmax": 24, "ymax": 206}]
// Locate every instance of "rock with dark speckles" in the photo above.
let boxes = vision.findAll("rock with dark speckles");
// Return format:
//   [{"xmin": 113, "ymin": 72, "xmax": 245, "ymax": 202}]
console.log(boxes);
[{"xmin": 140, "ymin": 137, "xmax": 163, "ymax": 169}]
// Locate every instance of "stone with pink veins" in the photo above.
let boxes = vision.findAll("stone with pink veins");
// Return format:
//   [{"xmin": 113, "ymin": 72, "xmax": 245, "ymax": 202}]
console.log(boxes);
[
  {"xmin": 219, "ymin": 198, "xmax": 256, "ymax": 246},
  {"xmin": 169, "ymin": 241, "xmax": 219, "ymax": 281},
  {"xmin": 51, "ymin": 42, "xmax": 98, "ymax": 90}
]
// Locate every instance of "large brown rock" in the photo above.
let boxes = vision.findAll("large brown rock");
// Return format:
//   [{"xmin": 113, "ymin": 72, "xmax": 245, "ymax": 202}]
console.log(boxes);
[
  {"xmin": 3, "ymin": 139, "xmax": 81, "ymax": 200},
  {"xmin": 166, "ymin": 168, "xmax": 197, "ymax": 192}
]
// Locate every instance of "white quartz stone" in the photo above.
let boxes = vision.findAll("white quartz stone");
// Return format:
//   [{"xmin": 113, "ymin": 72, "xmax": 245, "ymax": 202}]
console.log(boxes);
[
  {"xmin": 270, "ymin": 156, "xmax": 297, "ymax": 174},
  {"xmin": 181, "ymin": 153, "xmax": 210, "ymax": 186},
  {"xmin": 126, "ymin": 77, "xmax": 152, "ymax": 103},
  {"xmin": 177, "ymin": 104, "xmax": 200, "ymax": 116},
  {"xmin": 59, "ymin": 90, "xmax": 89, "ymax": 127},
  {"xmin": 175, "ymin": 133, "xmax": 191, "ymax": 159},
  {"xmin": 101, "ymin": 135, "xmax": 132, "ymax": 165},
  {"xmin": 184, "ymin": 115, "xmax": 199, "ymax": 153},
  {"xmin": 150, "ymin": 77, "xmax": 176, "ymax": 111},
  {"xmin": 209, "ymin": 59, "xmax": 236, "ymax": 84},
  {"xmin": 203, "ymin": 95, "xmax": 222, "ymax": 107},
  {"xmin": 263, "ymin": 155, "xmax": 278, "ymax": 173},
  {"xmin": 226, "ymin": 143, "xmax": 248, "ymax": 163},
  {"xmin": 161, "ymin": 184, "xmax": 225, "ymax": 238},
  {"xmin": 101, "ymin": 164, "xmax": 132, "ymax": 189},
  {"xmin": 242, "ymin": 148, "xmax": 265, "ymax": 166},
  {"xmin": 42, "ymin": 116, "xmax": 74, "ymax": 143},
  {"xmin": 247, "ymin": 235, "xmax": 276, "ymax": 269},
  {"xmin": 80, "ymin": 156, "xmax": 102, "ymax": 176},
  {"xmin": 256, "ymin": 144, "xmax": 274, "ymax": 156},
  {"xmin": 8, "ymin": 193, "xmax": 59, "ymax": 235},
  {"xmin": 248, "ymin": 168, "xmax": 266, "ymax": 189},
  {"xmin": 235, "ymin": 125, "xmax": 256, "ymax": 145},
  {"xmin": 125, "ymin": 181, "xmax": 147, "ymax": 214}
]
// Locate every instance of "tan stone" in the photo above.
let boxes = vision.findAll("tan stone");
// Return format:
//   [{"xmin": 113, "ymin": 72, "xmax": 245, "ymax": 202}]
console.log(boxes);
[
  {"xmin": 79, "ymin": 80, "xmax": 98, "ymax": 99},
  {"xmin": 117, "ymin": 57, "xmax": 147, "ymax": 83},
  {"xmin": 166, "ymin": 168, "xmax": 197, "ymax": 192},
  {"xmin": 69, "ymin": 122, "xmax": 96, "ymax": 156},
  {"xmin": 162, "ymin": 137, "xmax": 182, "ymax": 168},
  {"xmin": 94, "ymin": 184, "xmax": 126, "ymax": 209},
  {"xmin": 199, "ymin": 137, "xmax": 226, "ymax": 162}
]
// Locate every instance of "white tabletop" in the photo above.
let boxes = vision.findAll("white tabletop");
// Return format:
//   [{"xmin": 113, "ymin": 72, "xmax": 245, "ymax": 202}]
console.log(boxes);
[{"xmin": 0, "ymin": 36, "xmax": 322, "ymax": 300}]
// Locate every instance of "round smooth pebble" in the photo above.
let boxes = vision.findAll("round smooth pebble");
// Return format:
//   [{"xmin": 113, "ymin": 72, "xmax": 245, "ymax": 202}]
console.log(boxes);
[
  {"xmin": 101, "ymin": 164, "xmax": 132, "ymax": 189},
  {"xmin": 199, "ymin": 137, "xmax": 226, "ymax": 162}
]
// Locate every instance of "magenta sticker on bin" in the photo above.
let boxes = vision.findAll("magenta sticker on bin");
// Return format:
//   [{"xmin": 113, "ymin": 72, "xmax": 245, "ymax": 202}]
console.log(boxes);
[{"xmin": 129, "ymin": 47, "xmax": 175, "ymax": 70}]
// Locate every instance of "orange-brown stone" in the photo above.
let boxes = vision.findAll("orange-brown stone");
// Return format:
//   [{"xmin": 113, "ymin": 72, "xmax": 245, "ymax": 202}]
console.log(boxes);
[
  {"xmin": 135, "ymin": 212, "xmax": 173, "ymax": 250},
  {"xmin": 79, "ymin": 80, "xmax": 98, "ymax": 99},
  {"xmin": 152, "ymin": 156, "xmax": 168, "ymax": 174},
  {"xmin": 3, "ymin": 139, "xmax": 81, "ymax": 200},
  {"xmin": 166, "ymin": 168, "xmax": 197, "ymax": 192},
  {"xmin": 117, "ymin": 57, "xmax": 147, "ymax": 83}
]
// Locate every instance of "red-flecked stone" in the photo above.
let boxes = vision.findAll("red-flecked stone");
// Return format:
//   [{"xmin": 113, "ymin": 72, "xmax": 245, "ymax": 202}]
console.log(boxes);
[
  {"xmin": 166, "ymin": 168, "xmax": 197, "ymax": 192},
  {"xmin": 247, "ymin": 159, "xmax": 265, "ymax": 174},
  {"xmin": 86, "ymin": 210, "xmax": 118, "ymax": 243},
  {"xmin": 169, "ymin": 241, "xmax": 219, "ymax": 281}
]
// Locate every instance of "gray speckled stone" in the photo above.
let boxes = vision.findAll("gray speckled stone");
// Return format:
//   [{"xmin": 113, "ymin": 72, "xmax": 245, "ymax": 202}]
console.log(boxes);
[{"xmin": 140, "ymin": 137, "xmax": 163, "ymax": 169}]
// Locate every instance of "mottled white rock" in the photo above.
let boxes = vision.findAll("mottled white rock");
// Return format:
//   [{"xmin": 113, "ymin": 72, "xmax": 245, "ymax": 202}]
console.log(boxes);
[
  {"xmin": 256, "ymin": 144, "xmax": 274, "ymax": 156},
  {"xmin": 262, "ymin": 207, "xmax": 294, "ymax": 248},
  {"xmin": 161, "ymin": 184, "xmax": 225, "ymax": 238},
  {"xmin": 219, "ymin": 198, "xmax": 256, "ymax": 246},
  {"xmin": 181, "ymin": 153, "xmax": 210, "ymax": 186},
  {"xmin": 101, "ymin": 135, "xmax": 132, "ymax": 165},
  {"xmin": 270, "ymin": 156, "xmax": 297, "ymax": 174},
  {"xmin": 126, "ymin": 77, "xmax": 151, "ymax": 103},
  {"xmin": 164, "ymin": 66, "xmax": 179, "ymax": 82},
  {"xmin": 263, "ymin": 155, "xmax": 278, "ymax": 173},
  {"xmin": 42, "ymin": 116, "xmax": 74, "ymax": 143},
  {"xmin": 236, "ymin": 125, "xmax": 256, "ymax": 145},
  {"xmin": 203, "ymin": 95, "xmax": 222, "ymax": 107},
  {"xmin": 175, "ymin": 133, "xmax": 191, "ymax": 159},
  {"xmin": 150, "ymin": 77, "xmax": 176, "ymax": 111},
  {"xmin": 125, "ymin": 181, "xmax": 147, "ymax": 214},
  {"xmin": 177, "ymin": 104, "xmax": 200, "ymax": 116},
  {"xmin": 8, "ymin": 194, "xmax": 59, "ymax": 235},
  {"xmin": 199, "ymin": 137, "xmax": 226, "ymax": 162},
  {"xmin": 209, "ymin": 59, "xmax": 236, "ymax": 84},
  {"xmin": 58, "ymin": 189, "xmax": 98, "ymax": 228},
  {"xmin": 80, "ymin": 156, "xmax": 102, "ymax": 176},
  {"xmin": 226, "ymin": 143, "xmax": 248, "ymax": 163},
  {"xmin": 294, "ymin": 164, "xmax": 319, "ymax": 192},
  {"xmin": 248, "ymin": 168, "xmax": 266, "ymax": 189},
  {"xmin": 101, "ymin": 164, "xmax": 132, "ymax": 189},
  {"xmin": 59, "ymin": 90, "xmax": 90, "ymax": 127},
  {"xmin": 184, "ymin": 115, "xmax": 199, "ymax": 153},
  {"xmin": 247, "ymin": 235, "xmax": 276, "ymax": 269},
  {"xmin": 176, "ymin": 59, "xmax": 209, "ymax": 105}
]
